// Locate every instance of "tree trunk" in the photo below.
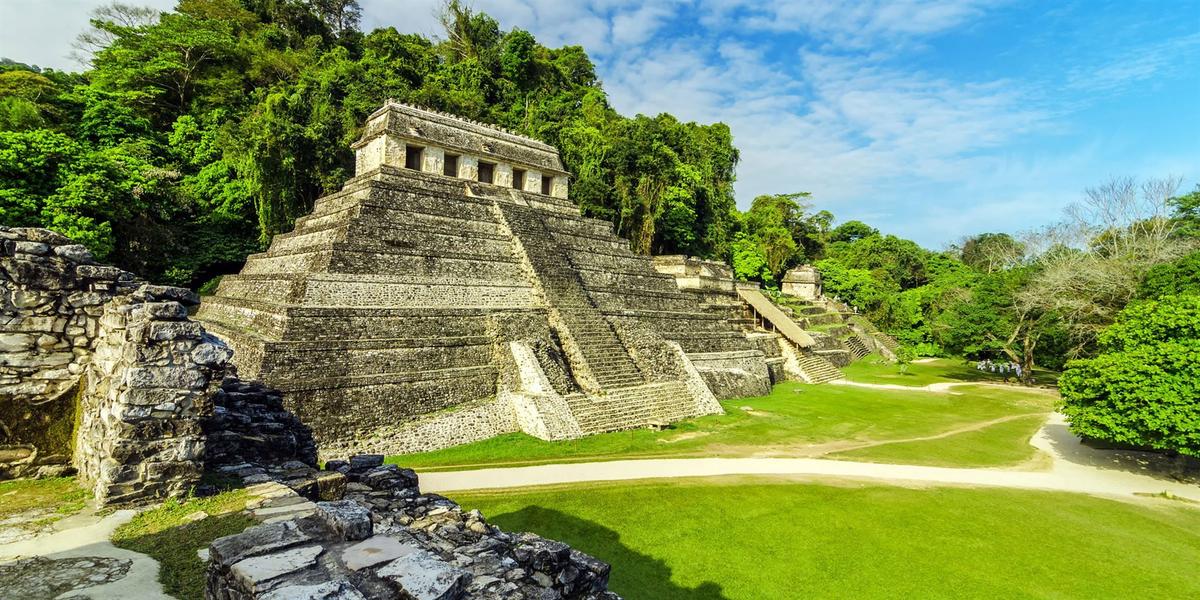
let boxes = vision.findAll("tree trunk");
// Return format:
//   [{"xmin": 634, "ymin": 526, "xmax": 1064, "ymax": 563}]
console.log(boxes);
[{"xmin": 1021, "ymin": 333, "xmax": 1037, "ymax": 386}]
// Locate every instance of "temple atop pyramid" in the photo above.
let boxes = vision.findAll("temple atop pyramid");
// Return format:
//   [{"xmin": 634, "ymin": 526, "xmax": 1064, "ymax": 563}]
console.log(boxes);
[{"xmin": 198, "ymin": 101, "xmax": 787, "ymax": 457}]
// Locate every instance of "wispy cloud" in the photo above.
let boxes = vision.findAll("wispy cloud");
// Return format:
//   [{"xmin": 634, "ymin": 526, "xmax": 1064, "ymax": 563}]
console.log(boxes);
[
  {"xmin": 697, "ymin": 0, "xmax": 1006, "ymax": 46},
  {"xmin": 1065, "ymin": 32, "xmax": 1200, "ymax": 95}
]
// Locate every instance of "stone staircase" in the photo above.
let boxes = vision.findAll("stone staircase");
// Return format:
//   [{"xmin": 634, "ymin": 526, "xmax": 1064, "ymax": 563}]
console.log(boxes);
[
  {"xmin": 768, "ymin": 295, "xmax": 899, "ymax": 365},
  {"xmin": 844, "ymin": 334, "xmax": 871, "ymax": 360},
  {"xmin": 564, "ymin": 382, "xmax": 696, "ymax": 433},
  {"xmin": 496, "ymin": 202, "xmax": 645, "ymax": 391},
  {"xmin": 795, "ymin": 352, "xmax": 843, "ymax": 384}
]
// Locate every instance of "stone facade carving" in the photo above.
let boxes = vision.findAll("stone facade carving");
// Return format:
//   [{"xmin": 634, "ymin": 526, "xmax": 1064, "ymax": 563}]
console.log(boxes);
[
  {"xmin": 199, "ymin": 103, "xmax": 769, "ymax": 457},
  {"xmin": 782, "ymin": 265, "xmax": 821, "ymax": 300},
  {"xmin": 349, "ymin": 102, "xmax": 569, "ymax": 199}
]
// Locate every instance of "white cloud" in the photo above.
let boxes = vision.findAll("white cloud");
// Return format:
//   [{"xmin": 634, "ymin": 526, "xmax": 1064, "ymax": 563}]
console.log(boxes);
[
  {"xmin": 599, "ymin": 28, "xmax": 1052, "ymax": 236},
  {"xmin": 696, "ymin": 0, "xmax": 1005, "ymax": 46},
  {"xmin": 1065, "ymin": 31, "xmax": 1200, "ymax": 95},
  {"xmin": 0, "ymin": 0, "xmax": 176, "ymax": 70},
  {"xmin": 364, "ymin": 0, "xmax": 683, "ymax": 54}
]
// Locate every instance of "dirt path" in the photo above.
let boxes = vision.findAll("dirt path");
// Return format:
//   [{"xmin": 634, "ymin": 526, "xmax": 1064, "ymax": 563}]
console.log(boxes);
[
  {"xmin": 419, "ymin": 413, "xmax": 1199, "ymax": 502},
  {"xmin": 776, "ymin": 412, "xmax": 1046, "ymax": 457},
  {"xmin": 832, "ymin": 379, "xmax": 977, "ymax": 393}
]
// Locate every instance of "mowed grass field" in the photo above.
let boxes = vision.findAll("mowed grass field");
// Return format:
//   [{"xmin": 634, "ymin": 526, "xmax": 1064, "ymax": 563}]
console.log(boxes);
[
  {"xmin": 842, "ymin": 356, "xmax": 1060, "ymax": 387},
  {"xmin": 453, "ymin": 478, "xmax": 1200, "ymax": 599},
  {"xmin": 390, "ymin": 358, "xmax": 1056, "ymax": 470}
]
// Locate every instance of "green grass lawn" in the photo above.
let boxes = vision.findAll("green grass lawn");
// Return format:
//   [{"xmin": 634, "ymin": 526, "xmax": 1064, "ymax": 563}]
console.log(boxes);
[
  {"xmin": 843, "ymin": 355, "xmax": 1060, "ymax": 387},
  {"xmin": 111, "ymin": 488, "xmax": 257, "ymax": 600},
  {"xmin": 832, "ymin": 414, "xmax": 1048, "ymax": 468},
  {"xmin": 391, "ymin": 375, "xmax": 1054, "ymax": 470},
  {"xmin": 453, "ymin": 478, "xmax": 1200, "ymax": 599}
]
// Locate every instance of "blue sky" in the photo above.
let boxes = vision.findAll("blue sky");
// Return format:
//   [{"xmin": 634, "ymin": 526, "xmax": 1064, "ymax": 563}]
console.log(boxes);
[{"xmin": 2, "ymin": 0, "xmax": 1198, "ymax": 248}]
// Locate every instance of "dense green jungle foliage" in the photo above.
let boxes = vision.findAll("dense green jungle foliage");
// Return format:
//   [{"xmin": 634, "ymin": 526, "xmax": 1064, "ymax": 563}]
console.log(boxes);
[{"xmin": 0, "ymin": 0, "xmax": 739, "ymax": 286}]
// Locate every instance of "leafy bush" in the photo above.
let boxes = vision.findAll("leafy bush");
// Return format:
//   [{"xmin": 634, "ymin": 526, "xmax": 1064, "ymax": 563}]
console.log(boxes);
[
  {"xmin": 1138, "ymin": 251, "xmax": 1200, "ymax": 299},
  {"xmin": 911, "ymin": 342, "xmax": 946, "ymax": 357},
  {"xmin": 1059, "ymin": 295, "xmax": 1200, "ymax": 457}
]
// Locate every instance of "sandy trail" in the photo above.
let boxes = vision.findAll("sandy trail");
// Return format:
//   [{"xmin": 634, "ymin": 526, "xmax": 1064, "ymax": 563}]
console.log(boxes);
[
  {"xmin": 828, "ymin": 379, "xmax": 1031, "ymax": 393},
  {"xmin": 420, "ymin": 412, "xmax": 1199, "ymax": 502}
]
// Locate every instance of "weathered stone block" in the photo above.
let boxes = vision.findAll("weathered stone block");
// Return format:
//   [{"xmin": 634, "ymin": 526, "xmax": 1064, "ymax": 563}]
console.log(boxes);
[
  {"xmin": 259, "ymin": 580, "xmax": 367, "ymax": 600},
  {"xmin": 341, "ymin": 534, "xmax": 419, "ymax": 571},
  {"xmin": 210, "ymin": 521, "xmax": 313, "ymax": 566},
  {"xmin": 53, "ymin": 244, "xmax": 93, "ymax": 262},
  {"xmin": 314, "ymin": 501, "xmax": 372, "ymax": 541},
  {"xmin": 135, "ymin": 284, "xmax": 200, "ymax": 306},
  {"xmin": 347, "ymin": 454, "xmax": 383, "ymax": 470},
  {"xmin": 376, "ymin": 550, "xmax": 468, "ymax": 600},
  {"xmin": 147, "ymin": 320, "xmax": 203, "ymax": 342},
  {"xmin": 14, "ymin": 241, "xmax": 50, "ymax": 255},
  {"xmin": 140, "ymin": 302, "xmax": 188, "ymax": 320},
  {"xmin": 126, "ymin": 366, "xmax": 207, "ymax": 389},
  {"xmin": 76, "ymin": 265, "xmax": 125, "ymax": 280},
  {"xmin": 231, "ymin": 544, "xmax": 324, "ymax": 593}
]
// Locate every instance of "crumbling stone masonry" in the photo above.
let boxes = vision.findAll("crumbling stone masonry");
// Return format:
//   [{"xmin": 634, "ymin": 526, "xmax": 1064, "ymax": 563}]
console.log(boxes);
[
  {"xmin": 0, "ymin": 226, "xmax": 229, "ymax": 502},
  {"xmin": 779, "ymin": 273, "xmax": 900, "ymax": 364},
  {"xmin": 199, "ymin": 102, "xmax": 775, "ymax": 456},
  {"xmin": 206, "ymin": 454, "xmax": 620, "ymax": 600}
]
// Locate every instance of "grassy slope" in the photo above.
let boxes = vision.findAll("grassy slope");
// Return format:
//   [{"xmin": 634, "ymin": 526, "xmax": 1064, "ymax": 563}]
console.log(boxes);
[
  {"xmin": 390, "ymin": 359, "xmax": 1054, "ymax": 470},
  {"xmin": 111, "ymin": 489, "xmax": 257, "ymax": 600},
  {"xmin": 832, "ymin": 414, "xmax": 1049, "ymax": 467},
  {"xmin": 454, "ymin": 479, "xmax": 1200, "ymax": 599}
]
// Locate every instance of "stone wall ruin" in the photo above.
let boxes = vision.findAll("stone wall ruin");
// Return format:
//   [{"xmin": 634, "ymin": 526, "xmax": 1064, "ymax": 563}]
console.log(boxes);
[
  {"xmin": 0, "ymin": 227, "xmax": 229, "ymax": 502},
  {"xmin": 205, "ymin": 455, "xmax": 620, "ymax": 600}
]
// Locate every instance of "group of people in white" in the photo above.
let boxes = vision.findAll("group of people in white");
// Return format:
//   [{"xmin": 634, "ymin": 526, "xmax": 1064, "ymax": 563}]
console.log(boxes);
[{"xmin": 975, "ymin": 358, "xmax": 1023, "ymax": 382}]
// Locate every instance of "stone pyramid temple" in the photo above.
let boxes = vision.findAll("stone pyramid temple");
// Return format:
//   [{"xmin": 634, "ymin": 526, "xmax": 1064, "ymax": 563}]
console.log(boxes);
[{"xmin": 198, "ymin": 101, "xmax": 781, "ymax": 457}]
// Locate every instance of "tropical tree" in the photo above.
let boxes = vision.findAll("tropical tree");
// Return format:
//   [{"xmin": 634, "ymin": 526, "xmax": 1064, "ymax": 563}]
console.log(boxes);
[{"xmin": 1059, "ymin": 295, "xmax": 1200, "ymax": 457}]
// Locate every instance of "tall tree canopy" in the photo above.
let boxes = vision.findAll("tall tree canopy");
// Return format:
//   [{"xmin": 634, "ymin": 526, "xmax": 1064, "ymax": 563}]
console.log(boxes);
[{"xmin": 0, "ymin": 0, "xmax": 740, "ymax": 285}]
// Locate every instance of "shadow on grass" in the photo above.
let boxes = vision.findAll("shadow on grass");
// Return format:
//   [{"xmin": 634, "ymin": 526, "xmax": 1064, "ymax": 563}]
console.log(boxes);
[
  {"xmin": 110, "ymin": 497, "xmax": 257, "ymax": 600},
  {"xmin": 486, "ymin": 506, "xmax": 728, "ymax": 600}
]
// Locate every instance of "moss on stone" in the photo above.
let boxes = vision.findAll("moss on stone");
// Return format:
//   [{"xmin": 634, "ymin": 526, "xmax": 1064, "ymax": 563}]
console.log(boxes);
[
  {"xmin": 0, "ymin": 477, "xmax": 88, "ymax": 522},
  {"xmin": 0, "ymin": 378, "xmax": 81, "ymax": 472}
]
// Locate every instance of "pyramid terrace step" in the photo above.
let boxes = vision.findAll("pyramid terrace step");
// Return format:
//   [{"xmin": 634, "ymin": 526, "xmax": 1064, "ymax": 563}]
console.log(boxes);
[
  {"xmin": 259, "ymin": 335, "xmax": 492, "ymax": 351},
  {"xmin": 254, "ymin": 241, "xmax": 521, "ymax": 265},
  {"xmin": 268, "ymin": 365, "xmax": 498, "ymax": 392},
  {"xmin": 549, "ymin": 229, "xmax": 630, "ymax": 250}
]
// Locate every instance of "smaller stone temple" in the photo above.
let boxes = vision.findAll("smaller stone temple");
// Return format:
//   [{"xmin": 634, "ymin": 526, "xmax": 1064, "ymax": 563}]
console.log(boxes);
[{"xmin": 782, "ymin": 265, "xmax": 821, "ymax": 300}]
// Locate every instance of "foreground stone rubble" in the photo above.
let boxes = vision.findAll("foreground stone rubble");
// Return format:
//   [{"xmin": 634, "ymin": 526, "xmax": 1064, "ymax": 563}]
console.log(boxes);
[{"xmin": 208, "ymin": 454, "xmax": 619, "ymax": 600}]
